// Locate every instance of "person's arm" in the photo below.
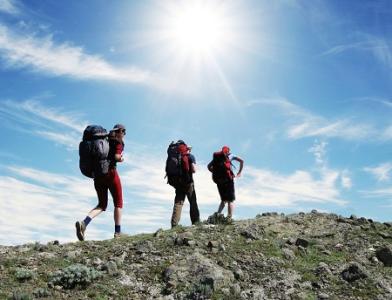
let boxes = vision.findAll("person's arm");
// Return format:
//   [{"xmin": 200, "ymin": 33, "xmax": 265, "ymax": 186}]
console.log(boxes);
[
  {"xmin": 191, "ymin": 163, "xmax": 196, "ymax": 173},
  {"xmin": 114, "ymin": 143, "xmax": 124, "ymax": 162},
  {"xmin": 232, "ymin": 156, "xmax": 244, "ymax": 177},
  {"xmin": 207, "ymin": 160, "xmax": 214, "ymax": 172}
]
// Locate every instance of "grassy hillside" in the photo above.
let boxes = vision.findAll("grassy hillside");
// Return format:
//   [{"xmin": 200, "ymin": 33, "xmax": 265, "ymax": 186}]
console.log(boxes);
[{"xmin": 1, "ymin": 211, "xmax": 391, "ymax": 299}]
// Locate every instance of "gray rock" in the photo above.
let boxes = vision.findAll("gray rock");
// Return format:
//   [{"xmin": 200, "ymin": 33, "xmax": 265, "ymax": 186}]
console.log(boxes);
[
  {"xmin": 315, "ymin": 262, "xmax": 332, "ymax": 276},
  {"xmin": 240, "ymin": 224, "xmax": 265, "ymax": 240},
  {"xmin": 103, "ymin": 261, "xmax": 118, "ymax": 275},
  {"xmin": 207, "ymin": 240, "xmax": 219, "ymax": 248},
  {"xmin": 163, "ymin": 252, "xmax": 234, "ymax": 291},
  {"xmin": 341, "ymin": 263, "xmax": 367, "ymax": 282},
  {"xmin": 318, "ymin": 292, "xmax": 329, "ymax": 299},
  {"xmin": 240, "ymin": 288, "xmax": 265, "ymax": 300},
  {"xmin": 154, "ymin": 228, "xmax": 164, "ymax": 238},
  {"xmin": 282, "ymin": 248, "xmax": 295, "ymax": 260},
  {"xmin": 233, "ymin": 268, "xmax": 244, "ymax": 280},
  {"xmin": 295, "ymin": 238, "xmax": 309, "ymax": 248},
  {"xmin": 376, "ymin": 246, "xmax": 392, "ymax": 267},
  {"xmin": 230, "ymin": 283, "xmax": 241, "ymax": 296},
  {"xmin": 378, "ymin": 232, "xmax": 392, "ymax": 239}
]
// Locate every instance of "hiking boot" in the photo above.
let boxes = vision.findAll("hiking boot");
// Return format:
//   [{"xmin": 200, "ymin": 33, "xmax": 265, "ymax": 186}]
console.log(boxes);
[
  {"xmin": 226, "ymin": 216, "xmax": 233, "ymax": 224},
  {"xmin": 75, "ymin": 221, "xmax": 86, "ymax": 241},
  {"xmin": 114, "ymin": 232, "xmax": 129, "ymax": 239}
]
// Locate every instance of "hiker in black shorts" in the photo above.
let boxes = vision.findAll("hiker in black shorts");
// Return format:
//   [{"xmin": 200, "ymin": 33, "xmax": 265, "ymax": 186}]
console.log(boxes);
[{"xmin": 208, "ymin": 146, "xmax": 244, "ymax": 222}]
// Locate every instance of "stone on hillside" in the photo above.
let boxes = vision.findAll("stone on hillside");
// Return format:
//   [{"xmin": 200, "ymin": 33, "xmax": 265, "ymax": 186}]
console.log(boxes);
[
  {"xmin": 384, "ymin": 222, "xmax": 392, "ymax": 227},
  {"xmin": 315, "ymin": 262, "xmax": 332, "ymax": 276},
  {"xmin": 102, "ymin": 261, "xmax": 118, "ymax": 275},
  {"xmin": 286, "ymin": 237, "xmax": 297, "ymax": 245},
  {"xmin": 341, "ymin": 263, "xmax": 367, "ymax": 282},
  {"xmin": 318, "ymin": 292, "xmax": 330, "ymax": 299},
  {"xmin": 295, "ymin": 238, "xmax": 309, "ymax": 248},
  {"xmin": 175, "ymin": 232, "xmax": 193, "ymax": 246},
  {"xmin": 376, "ymin": 246, "xmax": 392, "ymax": 267},
  {"xmin": 163, "ymin": 252, "xmax": 234, "ymax": 291},
  {"xmin": 154, "ymin": 228, "xmax": 164, "ymax": 238},
  {"xmin": 240, "ymin": 288, "xmax": 265, "ymax": 300},
  {"xmin": 240, "ymin": 224, "xmax": 265, "ymax": 240},
  {"xmin": 207, "ymin": 240, "xmax": 219, "ymax": 249},
  {"xmin": 378, "ymin": 232, "xmax": 392, "ymax": 239},
  {"xmin": 334, "ymin": 243, "xmax": 344, "ymax": 251},
  {"xmin": 206, "ymin": 212, "xmax": 233, "ymax": 225},
  {"xmin": 282, "ymin": 248, "xmax": 296, "ymax": 260}
]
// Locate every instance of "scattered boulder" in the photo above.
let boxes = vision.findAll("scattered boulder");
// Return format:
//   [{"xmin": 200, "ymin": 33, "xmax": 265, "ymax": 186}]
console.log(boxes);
[
  {"xmin": 282, "ymin": 248, "xmax": 296, "ymax": 260},
  {"xmin": 376, "ymin": 246, "xmax": 392, "ymax": 267},
  {"xmin": 240, "ymin": 224, "xmax": 265, "ymax": 240},
  {"xmin": 341, "ymin": 263, "xmax": 367, "ymax": 282},
  {"xmin": 295, "ymin": 238, "xmax": 309, "ymax": 248},
  {"xmin": 163, "ymin": 252, "xmax": 234, "ymax": 291}
]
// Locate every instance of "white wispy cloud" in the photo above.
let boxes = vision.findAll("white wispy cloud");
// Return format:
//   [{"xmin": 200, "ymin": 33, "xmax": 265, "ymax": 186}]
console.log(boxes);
[
  {"xmin": 364, "ymin": 162, "xmax": 392, "ymax": 182},
  {"xmin": 0, "ymin": 0, "xmax": 19, "ymax": 15},
  {"xmin": 340, "ymin": 170, "xmax": 352, "ymax": 189},
  {"xmin": 247, "ymin": 97, "xmax": 374, "ymax": 141},
  {"xmin": 322, "ymin": 35, "xmax": 392, "ymax": 69},
  {"xmin": 0, "ymin": 24, "xmax": 162, "ymax": 87},
  {"xmin": 308, "ymin": 139, "xmax": 327, "ymax": 166},
  {"xmin": 0, "ymin": 99, "xmax": 86, "ymax": 150}
]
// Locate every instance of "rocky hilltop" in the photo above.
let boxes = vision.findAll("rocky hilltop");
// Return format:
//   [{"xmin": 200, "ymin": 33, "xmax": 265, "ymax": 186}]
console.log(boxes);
[{"xmin": 1, "ymin": 211, "xmax": 392, "ymax": 300}]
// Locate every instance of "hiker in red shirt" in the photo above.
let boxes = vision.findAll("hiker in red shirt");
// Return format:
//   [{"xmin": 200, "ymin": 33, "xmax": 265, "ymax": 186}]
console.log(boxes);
[
  {"xmin": 208, "ymin": 146, "xmax": 244, "ymax": 222},
  {"xmin": 76, "ymin": 124, "xmax": 126, "ymax": 240}
]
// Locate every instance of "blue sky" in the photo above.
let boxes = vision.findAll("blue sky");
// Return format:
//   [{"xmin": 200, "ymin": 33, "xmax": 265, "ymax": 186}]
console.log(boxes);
[{"xmin": 1, "ymin": 0, "xmax": 392, "ymax": 245}]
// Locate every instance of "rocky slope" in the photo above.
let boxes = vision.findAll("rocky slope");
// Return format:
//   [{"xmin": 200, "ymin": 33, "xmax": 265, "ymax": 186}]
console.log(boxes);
[{"xmin": 1, "ymin": 211, "xmax": 392, "ymax": 299}]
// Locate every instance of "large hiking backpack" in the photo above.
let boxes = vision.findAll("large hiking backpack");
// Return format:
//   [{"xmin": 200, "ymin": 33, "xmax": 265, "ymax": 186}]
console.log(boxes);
[
  {"xmin": 79, "ymin": 125, "xmax": 110, "ymax": 178},
  {"xmin": 211, "ymin": 151, "xmax": 233, "ymax": 184},
  {"xmin": 165, "ymin": 141, "xmax": 190, "ymax": 187}
]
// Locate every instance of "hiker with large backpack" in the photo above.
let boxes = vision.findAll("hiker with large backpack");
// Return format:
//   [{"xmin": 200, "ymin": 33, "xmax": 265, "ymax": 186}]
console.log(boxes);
[
  {"xmin": 208, "ymin": 146, "xmax": 244, "ymax": 222},
  {"xmin": 76, "ymin": 124, "xmax": 126, "ymax": 241},
  {"xmin": 165, "ymin": 140, "xmax": 200, "ymax": 228}
]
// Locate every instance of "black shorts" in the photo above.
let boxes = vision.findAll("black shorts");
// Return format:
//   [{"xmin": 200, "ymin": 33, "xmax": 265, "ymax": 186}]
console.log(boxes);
[{"xmin": 217, "ymin": 180, "xmax": 235, "ymax": 202}]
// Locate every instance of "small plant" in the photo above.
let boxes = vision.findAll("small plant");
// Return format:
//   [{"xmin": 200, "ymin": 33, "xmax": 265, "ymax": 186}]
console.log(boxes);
[
  {"xmin": 48, "ymin": 264, "xmax": 102, "ymax": 289},
  {"xmin": 15, "ymin": 268, "xmax": 35, "ymax": 282},
  {"xmin": 8, "ymin": 291, "xmax": 31, "ymax": 300},
  {"xmin": 32, "ymin": 288, "xmax": 50, "ymax": 298}
]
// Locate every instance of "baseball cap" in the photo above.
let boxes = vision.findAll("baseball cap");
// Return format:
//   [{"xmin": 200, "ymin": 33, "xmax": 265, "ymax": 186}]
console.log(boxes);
[{"xmin": 113, "ymin": 124, "xmax": 126, "ymax": 131}]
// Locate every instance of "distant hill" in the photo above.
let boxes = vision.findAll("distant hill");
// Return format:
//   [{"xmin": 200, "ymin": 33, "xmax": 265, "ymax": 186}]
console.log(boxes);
[{"xmin": 1, "ymin": 211, "xmax": 391, "ymax": 299}]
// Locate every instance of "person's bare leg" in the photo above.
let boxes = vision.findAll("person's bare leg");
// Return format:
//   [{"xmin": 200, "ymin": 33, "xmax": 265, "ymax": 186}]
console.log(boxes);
[
  {"xmin": 88, "ymin": 207, "xmax": 104, "ymax": 219},
  {"xmin": 217, "ymin": 201, "xmax": 225, "ymax": 214},
  {"xmin": 114, "ymin": 207, "xmax": 122, "ymax": 226},
  {"xmin": 227, "ymin": 202, "xmax": 234, "ymax": 218}
]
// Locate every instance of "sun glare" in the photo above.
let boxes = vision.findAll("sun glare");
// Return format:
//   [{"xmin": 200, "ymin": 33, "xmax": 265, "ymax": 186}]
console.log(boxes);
[{"xmin": 164, "ymin": 1, "xmax": 230, "ymax": 56}]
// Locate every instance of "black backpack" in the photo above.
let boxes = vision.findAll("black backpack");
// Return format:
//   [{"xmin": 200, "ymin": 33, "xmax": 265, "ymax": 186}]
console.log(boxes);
[
  {"xmin": 211, "ymin": 151, "xmax": 232, "ymax": 184},
  {"xmin": 165, "ymin": 141, "xmax": 191, "ymax": 187},
  {"xmin": 79, "ymin": 125, "xmax": 110, "ymax": 178}
]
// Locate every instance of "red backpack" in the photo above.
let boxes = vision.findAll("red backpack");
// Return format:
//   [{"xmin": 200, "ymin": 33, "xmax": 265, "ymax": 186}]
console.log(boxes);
[
  {"xmin": 165, "ymin": 141, "xmax": 191, "ymax": 187},
  {"xmin": 211, "ymin": 151, "xmax": 233, "ymax": 184}
]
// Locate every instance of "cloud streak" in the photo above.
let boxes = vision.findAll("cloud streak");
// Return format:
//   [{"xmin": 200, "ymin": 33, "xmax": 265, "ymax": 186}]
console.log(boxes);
[
  {"xmin": 0, "ymin": 99, "xmax": 86, "ymax": 150},
  {"xmin": 0, "ymin": 24, "xmax": 162, "ymax": 87},
  {"xmin": 0, "ymin": 0, "xmax": 19, "ymax": 15},
  {"xmin": 364, "ymin": 162, "xmax": 392, "ymax": 182},
  {"xmin": 247, "ymin": 97, "xmax": 375, "ymax": 141}
]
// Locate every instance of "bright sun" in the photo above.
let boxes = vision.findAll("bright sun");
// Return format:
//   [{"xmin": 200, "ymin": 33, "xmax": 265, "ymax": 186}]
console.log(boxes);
[{"xmin": 162, "ymin": 1, "xmax": 231, "ymax": 56}]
